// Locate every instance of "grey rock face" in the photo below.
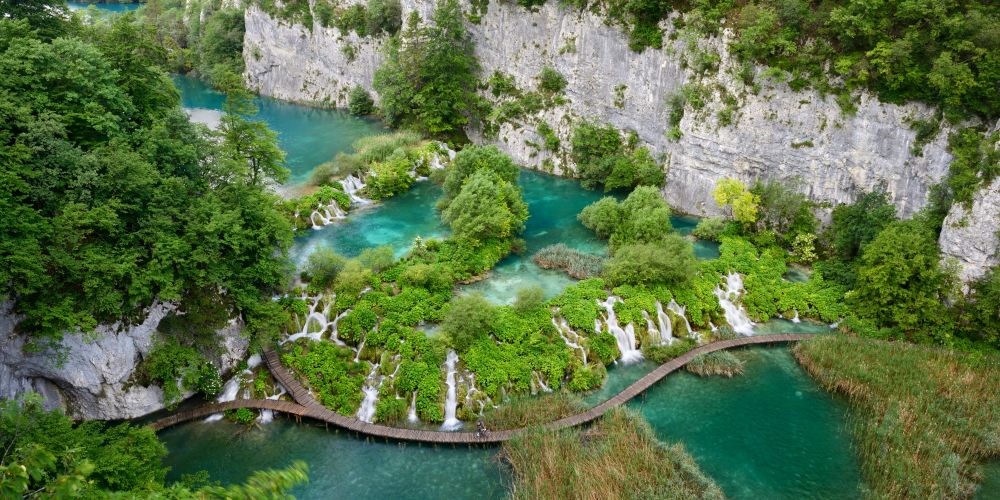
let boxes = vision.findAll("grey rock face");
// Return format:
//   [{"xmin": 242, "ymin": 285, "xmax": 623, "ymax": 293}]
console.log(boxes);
[
  {"xmin": 939, "ymin": 177, "xmax": 1000, "ymax": 284},
  {"xmin": 0, "ymin": 303, "xmax": 249, "ymax": 420},
  {"xmin": 244, "ymin": 1, "xmax": 952, "ymax": 217}
]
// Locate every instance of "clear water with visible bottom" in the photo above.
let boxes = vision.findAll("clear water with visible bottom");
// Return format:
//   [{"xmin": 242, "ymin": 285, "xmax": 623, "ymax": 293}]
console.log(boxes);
[{"xmin": 629, "ymin": 346, "xmax": 864, "ymax": 499}]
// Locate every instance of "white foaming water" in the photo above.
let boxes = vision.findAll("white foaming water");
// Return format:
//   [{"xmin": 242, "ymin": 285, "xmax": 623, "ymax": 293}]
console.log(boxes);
[
  {"xmin": 408, "ymin": 391, "xmax": 419, "ymax": 423},
  {"xmin": 309, "ymin": 202, "xmax": 346, "ymax": 229},
  {"xmin": 205, "ymin": 362, "xmax": 255, "ymax": 422},
  {"xmin": 598, "ymin": 297, "xmax": 643, "ymax": 363},
  {"xmin": 342, "ymin": 175, "xmax": 372, "ymax": 206},
  {"xmin": 356, "ymin": 363, "xmax": 382, "ymax": 423},
  {"xmin": 791, "ymin": 310, "xmax": 801, "ymax": 323},
  {"xmin": 258, "ymin": 385, "xmax": 288, "ymax": 424},
  {"xmin": 284, "ymin": 297, "xmax": 332, "ymax": 344},
  {"xmin": 713, "ymin": 272, "xmax": 755, "ymax": 335},
  {"xmin": 441, "ymin": 350, "xmax": 462, "ymax": 430},
  {"xmin": 655, "ymin": 301, "xmax": 674, "ymax": 344},
  {"xmin": 552, "ymin": 317, "xmax": 588, "ymax": 365},
  {"xmin": 667, "ymin": 299, "xmax": 693, "ymax": 336}
]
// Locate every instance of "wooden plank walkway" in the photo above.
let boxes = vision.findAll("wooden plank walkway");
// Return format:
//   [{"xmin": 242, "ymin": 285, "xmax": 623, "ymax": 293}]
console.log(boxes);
[{"xmin": 150, "ymin": 333, "xmax": 818, "ymax": 442}]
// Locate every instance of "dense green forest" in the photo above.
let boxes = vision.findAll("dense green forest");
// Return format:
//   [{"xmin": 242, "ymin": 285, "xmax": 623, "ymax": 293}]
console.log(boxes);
[{"xmin": 0, "ymin": 2, "xmax": 293, "ymax": 354}]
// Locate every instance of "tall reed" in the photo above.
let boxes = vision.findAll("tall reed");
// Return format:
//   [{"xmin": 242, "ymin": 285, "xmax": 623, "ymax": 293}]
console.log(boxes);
[
  {"xmin": 794, "ymin": 335, "xmax": 1000, "ymax": 499},
  {"xmin": 503, "ymin": 408, "xmax": 726, "ymax": 499}
]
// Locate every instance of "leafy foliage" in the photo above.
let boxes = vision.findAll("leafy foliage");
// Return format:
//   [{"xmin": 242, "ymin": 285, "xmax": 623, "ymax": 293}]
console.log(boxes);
[
  {"xmin": 603, "ymin": 236, "xmax": 697, "ymax": 287},
  {"xmin": 570, "ymin": 121, "xmax": 663, "ymax": 191},
  {"xmin": 373, "ymin": 0, "xmax": 482, "ymax": 137},
  {"xmin": 282, "ymin": 340, "xmax": 367, "ymax": 415},
  {"xmin": 348, "ymin": 85, "xmax": 376, "ymax": 116},
  {"xmin": 0, "ymin": 18, "xmax": 293, "ymax": 346}
]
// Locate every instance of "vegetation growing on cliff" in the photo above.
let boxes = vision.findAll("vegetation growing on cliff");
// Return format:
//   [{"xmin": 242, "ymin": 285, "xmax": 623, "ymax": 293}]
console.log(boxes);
[
  {"xmin": 503, "ymin": 408, "xmax": 725, "ymax": 499},
  {"xmin": 0, "ymin": 393, "xmax": 308, "ymax": 497},
  {"xmin": 142, "ymin": 0, "xmax": 246, "ymax": 86},
  {"xmin": 570, "ymin": 121, "xmax": 664, "ymax": 191},
  {"xmin": 374, "ymin": 0, "xmax": 483, "ymax": 138},
  {"xmin": 0, "ymin": 11, "xmax": 294, "ymax": 347},
  {"xmin": 794, "ymin": 335, "xmax": 1000, "ymax": 499},
  {"xmin": 554, "ymin": 0, "xmax": 999, "ymax": 121}
]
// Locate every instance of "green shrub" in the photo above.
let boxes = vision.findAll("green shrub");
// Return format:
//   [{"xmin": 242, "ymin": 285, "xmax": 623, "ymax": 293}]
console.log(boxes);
[
  {"xmin": 226, "ymin": 407, "xmax": 257, "ymax": 425},
  {"xmin": 692, "ymin": 216, "xmax": 727, "ymax": 241},
  {"xmin": 643, "ymin": 338, "xmax": 695, "ymax": 363},
  {"xmin": 347, "ymin": 85, "xmax": 375, "ymax": 115},
  {"xmin": 282, "ymin": 341, "xmax": 366, "ymax": 416},
  {"xmin": 537, "ymin": 66, "xmax": 567, "ymax": 94}
]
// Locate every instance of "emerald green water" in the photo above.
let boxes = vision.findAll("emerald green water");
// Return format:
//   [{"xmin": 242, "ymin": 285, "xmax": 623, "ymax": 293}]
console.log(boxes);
[
  {"xmin": 165, "ymin": 77, "xmax": 866, "ymax": 498},
  {"xmin": 174, "ymin": 76, "xmax": 386, "ymax": 185},
  {"xmin": 159, "ymin": 420, "xmax": 508, "ymax": 499},
  {"xmin": 68, "ymin": 1, "xmax": 142, "ymax": 12},
  {"xmin": 979, "ymin": 462, "xmax": 1000, "ymax": 499},
  {"xmin": 631, "ymin": 346, "xmax": 864, "ymax": 499}
]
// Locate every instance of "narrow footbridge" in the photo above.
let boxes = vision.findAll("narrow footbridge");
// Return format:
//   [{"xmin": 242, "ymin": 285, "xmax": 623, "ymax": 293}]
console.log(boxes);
[{"xmin": 150, "ymin": 333, "xmax": 816, "ymax": 442}]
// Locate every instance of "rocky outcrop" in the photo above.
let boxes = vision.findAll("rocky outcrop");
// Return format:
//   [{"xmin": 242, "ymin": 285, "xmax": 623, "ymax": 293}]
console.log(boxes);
[
  {"xmin": 243, "ymin": 4, "xmax": 386, "ymax": 106},
  {"xmin": 939, "ymin": 177, "xmax": 1000, "ymax": 284},
  {"xmin": 0, "ymin": 303, "xmax": 249, "ymax": 420},
  {"xmin": 243, "ymin": 0, "xmax": 953, "ymax": 219}
]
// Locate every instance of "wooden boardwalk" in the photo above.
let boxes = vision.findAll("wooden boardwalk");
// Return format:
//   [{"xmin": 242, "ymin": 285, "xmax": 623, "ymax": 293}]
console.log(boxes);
[{"xmin": 150, "ymin": 333, "xmax": 817, "ymax": 442}]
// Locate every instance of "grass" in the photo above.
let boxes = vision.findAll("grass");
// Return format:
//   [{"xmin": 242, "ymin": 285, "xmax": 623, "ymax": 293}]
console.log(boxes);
[
  {"xmin": 686, "ymin": 351, "xmax": 745, "ymax": 378},
  {"xmin": 308, "ymin": 131, "xmax": 425, "ymax": 186},
  {"xmin": 481, "ymin": 393, "xmax": 587, "ymax": 431},
  {"xmin": 794, "ymin": 335, "xmax": 1000, "ymax": 499},
  {"xmin": 503, "ymin": 408, "xmax": 725, "ymax": 499},
  {"xmin": 532, "ymin": 243, "xmax": 606, "ymax": 279}
]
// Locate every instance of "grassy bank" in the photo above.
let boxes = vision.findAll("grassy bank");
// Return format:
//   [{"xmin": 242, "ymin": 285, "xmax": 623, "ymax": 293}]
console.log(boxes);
[
  {"xmin": 686, "ymin": 351, "xmax": 745, "ymax": 378},
  {"xmin": 503, "ymin": 408, "xmax": 725, "ymax": 499},
  {"xmin": 481, "ymin": 393, "xmax": 586, "ymax": 431},
  {"xmin": 794, "ymin": 335, "xmax": 1000, "ymax": 499}
]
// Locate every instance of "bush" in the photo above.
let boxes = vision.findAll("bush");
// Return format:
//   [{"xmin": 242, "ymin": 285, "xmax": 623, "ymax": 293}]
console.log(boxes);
[
  {"xmin": 442, "ymin": 294, "xmax": 495, "ymax": 352},
  {"xmin": 226, "ymin": 407, "xmax": 257, "ymax": 425},
  {"xmin": 532, "ymin": 244, "xmax": 607, "ymax": 279},
  {"xmin": 142, "ymin": 338, "xmax": 220, "ymax": 408},
  {"xmin": 347, "ymin": 85, "xmax": 375, "ymax": 116},
  {"xmin": 282, "ymin": 341, "xmax": 366, "ymax": 416},
  {"xmin": 537, "ymin": 66, "xmax": 567, "ymax": 94},
  {"xmin": 513, "ymin": 285, "xmax": 546, "ymax": 313},
  {"xmin": 304, "ymin": 249, "xmax": 347, "ymax": 289},
  {"xmin": 692, "ymin": 216, "xmax": 727, "ymax": 241},
  {"xmin": 569, "ymin": 122, "xmax": 662, "ymax": 191}
]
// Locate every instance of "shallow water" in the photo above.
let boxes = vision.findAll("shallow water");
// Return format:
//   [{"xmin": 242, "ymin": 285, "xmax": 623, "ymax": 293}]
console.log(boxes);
[
  {"xmin": 68, "ymin": 1, "xmax": 142, "ymax": 12},
  {"xmin": 159, "ymin": 420, "xmax": 509, "ymax": 499},
  {"xmin": 630, "ymin": 346, "xmax": 864, "ymax": 499},
  {"xmin": 174, "ymin": 75, "xmax": 386, "ymax": 186},
  {"xmin": 979, "ymin": 462, "xmax": 1000, "ymax": 499}
]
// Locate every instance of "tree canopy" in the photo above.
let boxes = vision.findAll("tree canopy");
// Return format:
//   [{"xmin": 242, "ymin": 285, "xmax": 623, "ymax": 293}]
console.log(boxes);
[{"xmin": 0, "ymin": 16, "xmax": 292, "ymax": 346}]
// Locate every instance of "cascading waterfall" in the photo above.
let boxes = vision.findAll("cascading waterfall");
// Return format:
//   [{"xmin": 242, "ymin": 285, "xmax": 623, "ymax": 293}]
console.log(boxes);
[
  {"xmin": 342, "ymin": 175, "xmax": 372, "ymax": 206},
  {"xmin": 258, "ymin": 385, "xmax": 288, "ymax": 424},
  {"xmin": 407, "ymin": 391, "xmax": 419, "ymax": 423},
  {"xmin": 284, "ymin": 297, "xmax": 333, "ymax": 343},
  {"xmin": 667, "ymin": 300, "xmax": 693, "ymax": 336},
  {"xmin": 356, "ymin": 363, "xmax": 382, "ymax": 423},
  {"xmin": 309, "ymin": 201, "xmax": 346, "ymax": 229},
  {"xmin": 441, "ymin": 350, "xmax": 461, "ymax": 430},
  {"xmin": 655, "ymin": 301, "xmax": 674, "ymax": 344},
  {"xmin": 791, "ymin": 310, "xmax": 801, "ymax": 323},
  {"xmin": 598, "ymin": 297, "xmax": 643, "ymax": 363},
  {"xmin": 205, "ymin": 358, "xmax": 259, "ymax": 422},
  {"xmin": 552, "ymin": 317, "xmax": 588, "ymax": 365},
  {"xmin": 713, "ymin": 272, "xmax": 755, "ymax": 335}
]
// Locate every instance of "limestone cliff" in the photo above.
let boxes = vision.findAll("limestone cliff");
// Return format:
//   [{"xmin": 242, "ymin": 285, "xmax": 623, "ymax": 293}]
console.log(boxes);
[
  {"xmin": 939, "ymin": 177, "xmax": 1000, "ymax": 284},
  {"xmin": 0, "ymin": 303, "xmax": 248, "ymax": 420},
  {"xmin": 243, "ymin": 1, "xmax": 954, "ymax": 217}
]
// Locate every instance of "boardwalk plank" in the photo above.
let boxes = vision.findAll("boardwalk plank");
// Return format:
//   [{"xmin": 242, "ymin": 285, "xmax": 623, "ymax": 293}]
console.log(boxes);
[{"xmin": 150, "ymin": 333, "xmax": 818, "ymax": 442}]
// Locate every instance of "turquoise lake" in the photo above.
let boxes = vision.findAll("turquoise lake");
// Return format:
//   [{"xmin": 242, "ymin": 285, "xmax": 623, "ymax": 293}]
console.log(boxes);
[{"xmin": 159, "ymin": 75, "xmax": 875, "ymax": 499}]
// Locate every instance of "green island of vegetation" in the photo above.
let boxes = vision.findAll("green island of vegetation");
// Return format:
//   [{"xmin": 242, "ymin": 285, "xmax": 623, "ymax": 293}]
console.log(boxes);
[{"xmin": 1, "ymin": 0, "xmax": 999, "ymax": 498}]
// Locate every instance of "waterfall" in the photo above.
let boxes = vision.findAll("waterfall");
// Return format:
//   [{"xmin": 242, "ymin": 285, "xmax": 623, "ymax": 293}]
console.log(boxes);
[
  {"xmin": 408, "ymin": 391, "xmax": 419, "ymax": 423},
  {"xmin": 666, "ymin": 299, "xmax": 693, "ymax": 337},
  {"xmin": 791, "ymin": 309, "xmax": 801, "ymax": 323},
  {"xmin": 342, "ymin": 175, "xmax": 372, "ymax": 206},
  {"xmin": 441, "ymin": 350, "xmax": 461, "ymax": 430},
  {"xmin": 655, "ymin": 301, "xmax": 674, "ymax": 344},
  {"xmin": 598, "ymin": 297, "xmax": 643, "ymax": 363},
  {"xmin": 356, "ymin": 362, "xmax": 381, "ymax": 423},
  {"xmin": 713, "ymin": 272, "xmax": 755, "ymax": 335},
  {"xmin": 309, "ymin": 202, "xmax": 346, "ymax": 229},
  {"xmin": 284, "ymin": 297, "xmax": 332, "ymax": 344},
  {"xmin": 258, "ymin": 385, "xmax": 287, "ymax": 424},
  {"xmin": 205, "ymin": 361, "xmax": 256, "ymax": 422},
  {"xmin": 552, "ymin": 317, "xmax": 588, "ymax": 365},
  {"xmin": 328, "ymin": 308, "xmax": 350, "ymax": 347}
]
